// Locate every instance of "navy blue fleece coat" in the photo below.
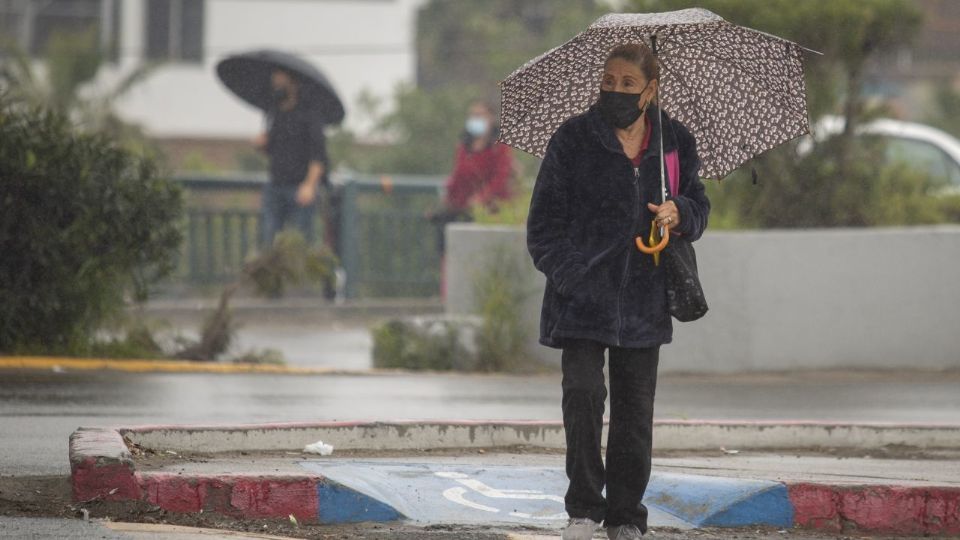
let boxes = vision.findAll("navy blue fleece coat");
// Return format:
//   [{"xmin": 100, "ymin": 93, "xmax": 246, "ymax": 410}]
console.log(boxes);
[{"xmin": 526, "ymin": 104, "xmax": 710, "ymax": 349}]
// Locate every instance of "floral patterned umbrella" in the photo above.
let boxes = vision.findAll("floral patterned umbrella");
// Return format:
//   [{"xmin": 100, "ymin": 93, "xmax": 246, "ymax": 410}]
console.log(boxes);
[{"xmin": 499, "ymin": 8, "xmax": 814, "ymax": 179}]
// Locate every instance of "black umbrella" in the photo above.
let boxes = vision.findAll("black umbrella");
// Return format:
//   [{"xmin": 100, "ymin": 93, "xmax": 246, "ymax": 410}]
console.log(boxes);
[{"xmin": 216, "ymin": 49, "xmax": 345, "ymax": 125}]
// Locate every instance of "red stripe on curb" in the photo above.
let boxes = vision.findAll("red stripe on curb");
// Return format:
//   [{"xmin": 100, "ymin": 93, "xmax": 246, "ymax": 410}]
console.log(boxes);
[
  {"xmin": 230, "ymin": 477, "xmax": 319, "ymax": 521},
  {"xmin": 789, "ymin": 483, "xmax": 960, "ymax": 536},
  {"xmin": 139, "ymin": 474, "xmax": 213, "ymax": 513},
  {"xmin": 788, "ymin": 484, "xmax": 841, "ymax": 532},
  {"xmin": 69, "ymin": 428, "xmax": 140, "ymax": 502},
  {"xmin": 841, "ymin": 486, "xmax": 927, "ymax": 535},
  {"xmin": 71, "ymin": 456, "xmax": 141, "ymax": 502},
  {"xmin": 926, "ymin": 488, "xmax": 960, "ymax": 536},
  {"xmin": 138, "ymin": 473, "xmax": 320, "ymax": 522}
]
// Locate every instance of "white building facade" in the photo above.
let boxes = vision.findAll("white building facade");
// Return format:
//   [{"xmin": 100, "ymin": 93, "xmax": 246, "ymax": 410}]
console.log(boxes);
[{"xmin": 2, "ymin": 0, "xmax": 425, "ymax": 138}]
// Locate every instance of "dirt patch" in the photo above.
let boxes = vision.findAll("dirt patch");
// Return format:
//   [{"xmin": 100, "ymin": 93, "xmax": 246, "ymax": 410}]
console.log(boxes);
[{"xmin": 0, "ymin": 475, "xmax": 73, "ymax": 518}]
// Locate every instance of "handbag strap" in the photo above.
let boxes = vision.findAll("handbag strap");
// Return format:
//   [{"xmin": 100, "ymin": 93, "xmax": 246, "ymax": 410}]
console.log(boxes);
[{"xmin": 666, "ymin": 150, "xmax": 679, "ymax": 197}]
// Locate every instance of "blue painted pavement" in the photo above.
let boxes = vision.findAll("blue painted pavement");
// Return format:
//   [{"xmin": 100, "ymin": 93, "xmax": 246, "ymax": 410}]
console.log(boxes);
[
  {"xmin": 299, "ymin": 460, "xmax": 792, "ymax": 528},
  {"xmin": 645, "ymin": 472, "xmax": 792, "ymax": 527}
]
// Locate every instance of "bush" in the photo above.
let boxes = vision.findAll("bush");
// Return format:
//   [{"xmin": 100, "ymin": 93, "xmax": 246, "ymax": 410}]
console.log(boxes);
[
  {"xmin": 705, "ymin": 135, "xmax": 956, "ymax": 230},
  {"xmin": 937, "ymin": 193, "xmax": 960, "ymax": 222},
  {"xmin": 473, "ymin": 245, "xmax": 532, "ymax": 372},
  {"xmin": 0, "ymin": 101, "xmax": 183, "ymax": 354},
  {"xmin": 370, "ymin": 246, "xmax": 537, "ymax": 373},
  {"xmin": 371, "ymin": 316, "xmax": 481, "ymax": 371}
]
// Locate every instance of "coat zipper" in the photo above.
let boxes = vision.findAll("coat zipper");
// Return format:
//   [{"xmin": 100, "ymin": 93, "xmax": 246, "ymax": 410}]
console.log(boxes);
[{"xmin": 616, "ymin": 166, "xmax": 642, "ymax": 346}]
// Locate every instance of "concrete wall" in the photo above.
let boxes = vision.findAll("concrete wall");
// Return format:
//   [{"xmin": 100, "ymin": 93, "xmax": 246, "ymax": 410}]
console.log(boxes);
[{"xmin": 446, "ymin": 224, "xmax": 960, "ymax": 373}]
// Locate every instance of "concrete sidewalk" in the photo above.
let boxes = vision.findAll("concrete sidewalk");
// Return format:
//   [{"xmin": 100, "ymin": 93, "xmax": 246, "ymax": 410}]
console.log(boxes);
[{"xmin": 69, "ymin": 420, "xmax": 960, "ymax": 536}]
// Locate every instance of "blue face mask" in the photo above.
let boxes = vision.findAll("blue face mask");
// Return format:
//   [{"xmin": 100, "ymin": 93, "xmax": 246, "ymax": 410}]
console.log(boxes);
[{"xmin": 465, "ymin": 116, "xmax": 490, "ymax": 137}]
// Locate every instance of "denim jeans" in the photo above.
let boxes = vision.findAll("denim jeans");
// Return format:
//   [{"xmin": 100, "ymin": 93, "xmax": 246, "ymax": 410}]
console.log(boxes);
[
  {"xmin": 260, "ymin": 183, "xmax": 316, "ymax": 247},
  {"xmin": 561, "ymin": 339, "xmax": 659, "ymax": 532}
]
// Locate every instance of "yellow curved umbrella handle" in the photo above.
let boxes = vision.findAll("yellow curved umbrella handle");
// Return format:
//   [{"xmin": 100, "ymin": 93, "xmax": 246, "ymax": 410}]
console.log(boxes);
[{"xmin": 635, "ymin": 224, "xmax": 670, "ymax": 254}]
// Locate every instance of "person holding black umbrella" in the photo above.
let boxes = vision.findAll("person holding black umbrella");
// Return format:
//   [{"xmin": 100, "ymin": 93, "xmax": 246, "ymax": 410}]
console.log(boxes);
[
  {"xmin": 254, "ymin": 68, "xmax": 328, "ymax": 246},
  {"xmin": 216, "ymin": 50, "xmax": 345, "ymax": 249}
]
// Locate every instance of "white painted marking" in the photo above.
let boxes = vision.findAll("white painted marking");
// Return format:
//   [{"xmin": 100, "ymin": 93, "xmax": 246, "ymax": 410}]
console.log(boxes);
[
  {"xmin": 433, "ymin": 471, "xmax": 567, "ymax": 521},
  {"xmin": 442, "ymin": 486, "xmax": 499, "ymax": 513}
]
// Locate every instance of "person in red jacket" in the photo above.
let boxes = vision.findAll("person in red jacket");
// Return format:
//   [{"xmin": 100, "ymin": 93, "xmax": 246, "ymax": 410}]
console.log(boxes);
[
  {"xmin": 433, "ymin": 101, "xmax": 515, "ymax": 247},
  {"xmin": 432, "ymin": 100, "xmax": 515, "ymax": 297},
  {"xmin": 443, "ymin": 100, "xmax": 515, "ymax": 215}
]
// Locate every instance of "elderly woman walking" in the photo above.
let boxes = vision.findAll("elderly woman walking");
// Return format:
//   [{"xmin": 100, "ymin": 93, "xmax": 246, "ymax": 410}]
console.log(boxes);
[{"xmin": 526, "ymin": 43, "xmax": 710, "ymax": 540}]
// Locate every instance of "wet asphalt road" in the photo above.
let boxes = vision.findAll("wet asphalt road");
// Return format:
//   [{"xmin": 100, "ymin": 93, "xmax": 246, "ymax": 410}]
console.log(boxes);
[{"xmin": 2, "ymin": 365, "xmax": 959, "ymax": 476}]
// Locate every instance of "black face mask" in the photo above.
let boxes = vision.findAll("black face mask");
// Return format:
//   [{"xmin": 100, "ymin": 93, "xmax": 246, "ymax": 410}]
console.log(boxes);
[
  {"xmin": 598, "ymin": 86, "xmax": 650, "ymax": 129},
  {"xmin": 272, "ymin": 87, "xmax": 290, "ymax": 105}
]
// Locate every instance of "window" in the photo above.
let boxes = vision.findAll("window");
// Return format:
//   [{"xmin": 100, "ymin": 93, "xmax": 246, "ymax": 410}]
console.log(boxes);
[
  {"xmin": 884, "ymin": 137, "xmax": 958, "ymax": 185},
  {"xmin": 0, "ymin": 0, "xmax": 121, "ymax": 60},
  {"xmin": 145, "ymin": 0, "xmax": 204, "ymax": 62}
]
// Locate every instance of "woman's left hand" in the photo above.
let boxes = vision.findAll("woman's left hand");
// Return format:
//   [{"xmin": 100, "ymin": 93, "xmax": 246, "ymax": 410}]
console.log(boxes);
[{"xmin": 647, "ymin": 201, "xmax": 680, "ymax": 230}]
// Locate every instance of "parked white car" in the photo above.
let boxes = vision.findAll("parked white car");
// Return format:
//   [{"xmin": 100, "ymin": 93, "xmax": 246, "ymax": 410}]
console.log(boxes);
[{"xmin": 799, "ymin": 116, "xmax": 960, "ymax": 191}]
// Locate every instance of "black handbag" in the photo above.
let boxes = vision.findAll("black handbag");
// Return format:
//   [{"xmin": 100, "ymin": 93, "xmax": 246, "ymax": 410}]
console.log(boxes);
[
  {"xmin": 661, "ymin": 147, "xmax": 708, "ymax": 322},
  {"xmin": 662, "ymin": 235, "xmax": 708, "ymax": 321}
]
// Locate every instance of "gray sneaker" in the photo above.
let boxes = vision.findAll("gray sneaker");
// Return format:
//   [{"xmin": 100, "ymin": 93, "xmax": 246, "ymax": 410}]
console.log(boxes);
[
  {"xmin": 607, "ymin": 524, "xmax": 644, "ymax": 539},
  {"xmin": 562, "ymin": 517, "xmax": 601, "ymax": 540}
]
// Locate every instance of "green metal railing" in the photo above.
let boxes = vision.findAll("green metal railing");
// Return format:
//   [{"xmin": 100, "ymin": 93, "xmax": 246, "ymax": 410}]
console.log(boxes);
[{"xmin": 173, "ymin": 173, "xmax": 444, "ymax": 298}]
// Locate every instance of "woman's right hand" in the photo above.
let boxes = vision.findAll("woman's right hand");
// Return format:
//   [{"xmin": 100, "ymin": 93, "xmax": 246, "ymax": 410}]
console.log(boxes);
[{"xmin": 647, "ymin": 201, "xmax": 681, "ymax": 230}]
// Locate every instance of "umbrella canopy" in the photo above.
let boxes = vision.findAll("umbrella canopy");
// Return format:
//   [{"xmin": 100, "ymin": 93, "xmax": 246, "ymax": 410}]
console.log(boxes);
[
  {"xmin": 499, "ymin": 8, "xmax": 812, "ymax": 179},
  {"xmin": 216, "ymin": 49, "xmax": 345, "ymax": 125}
]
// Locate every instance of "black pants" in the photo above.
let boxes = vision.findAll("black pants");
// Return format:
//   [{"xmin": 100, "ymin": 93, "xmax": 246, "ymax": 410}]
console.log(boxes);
[{"xmin": 561, "ymin": 339, "xmax": 659, "ymax": 531}]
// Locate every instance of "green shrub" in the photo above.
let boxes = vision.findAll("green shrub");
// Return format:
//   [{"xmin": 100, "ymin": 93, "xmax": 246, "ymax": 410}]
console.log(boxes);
[
  {"xmin": 232, "ymin": 348, "xmax": 286, "ymax": 365},
  {"xmin": 370, "ymin": 245, "xmax": 535, "ymax": 373},
  {"xmin": 705, "ymin": 134, "xmax": 957, "ymax": 230},
  {"xmin": 175, "ymin": 231, "xmax": 338, "ymax": 361},
  {"xmin": 937, "ymin": 193, "xmax": 960, "ymax": 222},
  {"xmin": 473, "ymin": 245, "xmax": 533, "ymax": 372},
  {"xmin": 471, "ymin": 189, "xmax": 532, "ymax": 226},
  {"xmin": 371, "ymin": 318, "xmax": 476, "ymax": 371},
  {"xmin": 0, "ymin": 101, "xmax": 183, "ymax": 354}
]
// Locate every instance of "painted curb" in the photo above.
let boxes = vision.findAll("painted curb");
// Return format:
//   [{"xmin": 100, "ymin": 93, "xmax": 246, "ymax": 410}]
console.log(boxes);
[
  {"xmin": 70, "ymin": 427, "xmax": 140, "ymax": 502},
  {"xmin": 69, "ymin": 427, "xmax": 401, "ymax": 524},
  {"xmin": 646, "ymin": 472, "xmax": 793, "ymax": 528},
  {"xmin": 134, "ymin": 472, "xmax": 401, "ymax": 524},
  {"xmin": 69, "ymin": 422, "xmax": 960, "ymax": 535},
  {"xmin": 301, "ymin": 462, "xmax": 789, "ymax": 528},
  {"xmin": 789, "ymin": 483, "xmax": 960, "ymax": 536}
]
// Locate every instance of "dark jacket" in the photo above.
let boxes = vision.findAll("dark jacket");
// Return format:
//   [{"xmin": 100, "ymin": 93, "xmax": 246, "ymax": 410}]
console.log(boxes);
[
  {"xmin": 266, "ymin": 105, "xmax": 329, "ymax": 187},
  {"xmin": 526, "ymin": 104, "xmax": 710, "ymax": 349}
]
